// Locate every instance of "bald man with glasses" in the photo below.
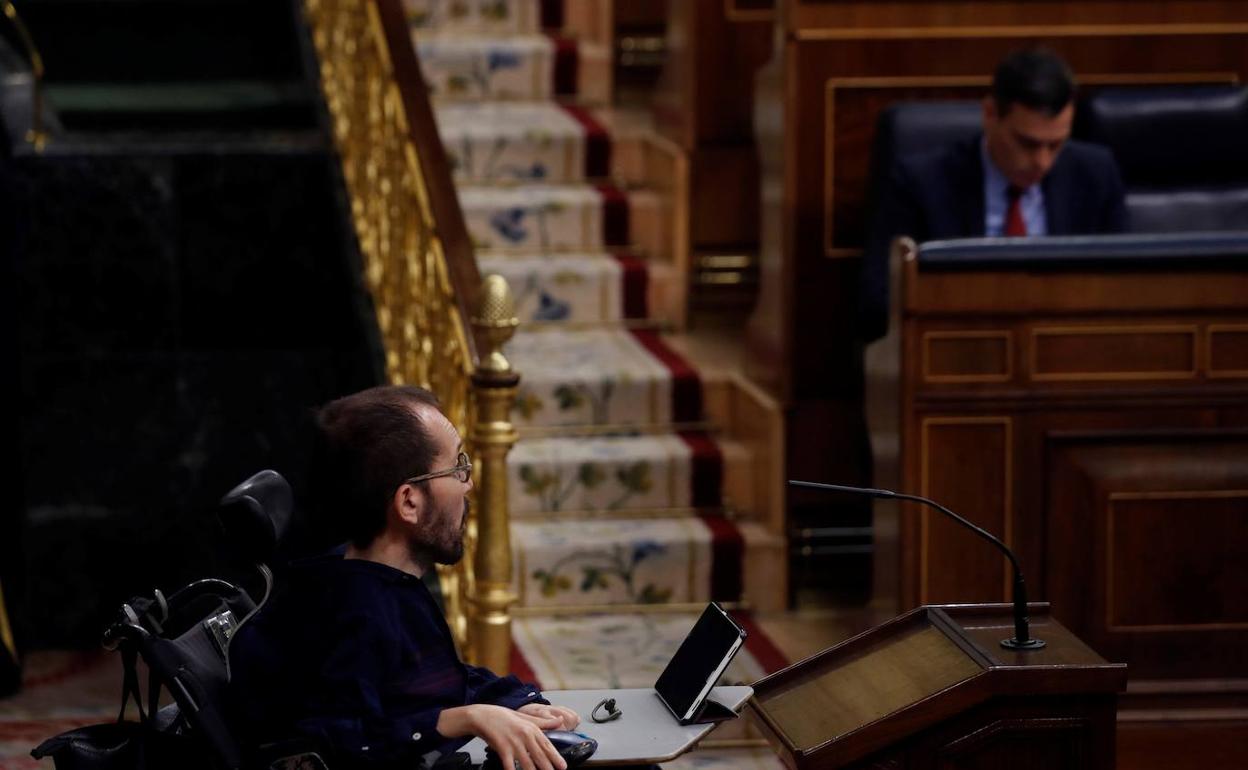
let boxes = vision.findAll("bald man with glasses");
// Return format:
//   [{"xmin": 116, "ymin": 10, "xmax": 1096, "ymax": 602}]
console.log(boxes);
[{"xmin": 231, "ymin": 385, "xmax": 579, "ymax": 770}]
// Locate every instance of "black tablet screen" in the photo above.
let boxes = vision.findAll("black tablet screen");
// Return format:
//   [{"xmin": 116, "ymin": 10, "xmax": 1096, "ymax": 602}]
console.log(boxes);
[{"xmin": 654, "ymin": 603, "xmax": 746, "ymax": 722}]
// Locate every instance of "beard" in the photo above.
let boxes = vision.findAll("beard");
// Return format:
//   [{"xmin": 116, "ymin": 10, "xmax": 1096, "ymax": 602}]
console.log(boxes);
[{"xmin": 409, "ymin": 497, "xmax": 469, "ymax": 568}]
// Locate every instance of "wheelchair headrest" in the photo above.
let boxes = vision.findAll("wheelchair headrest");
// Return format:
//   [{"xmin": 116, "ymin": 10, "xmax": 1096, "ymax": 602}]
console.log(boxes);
[{"xmin": 218, "ymin": 470, "xmax": 293, "ymax": 564}]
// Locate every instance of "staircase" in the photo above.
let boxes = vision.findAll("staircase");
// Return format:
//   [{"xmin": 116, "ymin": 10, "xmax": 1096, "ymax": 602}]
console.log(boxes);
[{"xmin": 406, "ymin": 0, "xmax": 787, "ymax": 763}]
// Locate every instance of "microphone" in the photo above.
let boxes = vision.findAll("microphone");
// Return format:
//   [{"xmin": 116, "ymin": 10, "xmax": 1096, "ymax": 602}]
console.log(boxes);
[{"xmin": 790, "ymin": 479, "xmax": 1045, "ymax": 650}]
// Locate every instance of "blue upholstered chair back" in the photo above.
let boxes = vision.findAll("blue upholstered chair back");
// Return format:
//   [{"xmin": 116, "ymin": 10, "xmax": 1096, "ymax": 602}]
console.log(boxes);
[{"xmin": 871, "ymin": 86, "xmax": 1248, "ymax": 235}]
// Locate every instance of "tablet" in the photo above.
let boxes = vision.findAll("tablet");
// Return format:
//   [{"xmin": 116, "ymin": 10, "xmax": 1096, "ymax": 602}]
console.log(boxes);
[{"xmin": 654, "ymin": 603, "xmax": 747, "ymax": 724}]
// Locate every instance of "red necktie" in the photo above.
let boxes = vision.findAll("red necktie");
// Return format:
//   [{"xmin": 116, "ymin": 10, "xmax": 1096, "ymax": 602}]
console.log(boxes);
[{"xmin": 1005, "ymin": 185, "xmax": 1027, "ymax": 237}]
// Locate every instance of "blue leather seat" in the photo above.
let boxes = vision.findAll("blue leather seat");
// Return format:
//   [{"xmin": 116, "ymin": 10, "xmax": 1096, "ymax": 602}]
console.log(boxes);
[{"xmin": 870, "ymin": 85, "xmax": 1248, "ymax": 238}]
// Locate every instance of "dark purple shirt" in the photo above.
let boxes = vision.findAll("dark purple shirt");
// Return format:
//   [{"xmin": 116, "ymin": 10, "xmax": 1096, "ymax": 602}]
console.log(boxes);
[{"xmin": 229, "ymin": 554, "xmax": 544, "ymax": 766}]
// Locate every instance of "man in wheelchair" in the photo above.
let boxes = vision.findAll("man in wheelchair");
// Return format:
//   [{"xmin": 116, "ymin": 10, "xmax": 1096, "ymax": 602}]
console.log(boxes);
[{"xmin": 230, "ymin": 385, "xmax": 579, "ymax": 770}]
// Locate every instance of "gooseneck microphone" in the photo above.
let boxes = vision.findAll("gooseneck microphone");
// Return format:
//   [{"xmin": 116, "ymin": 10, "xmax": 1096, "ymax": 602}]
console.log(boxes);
[{"xmin": 790, "ymin": 479, "xmax": 1045, "ymax": 650}]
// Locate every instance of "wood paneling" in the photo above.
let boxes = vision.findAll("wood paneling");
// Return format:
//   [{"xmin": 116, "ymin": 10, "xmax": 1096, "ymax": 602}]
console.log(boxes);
[
  {"xmin": 923, "ymin": 331, "xmax": 1013, "ymax": 383},
  {"xmin": 918, "ymin": 418, "xmax": 1012, "ymax": 604},
  {"xmin": 1209, "ymin": 325, "xmax": 1248, "ymax": 377},
  {"xmin": 1106, "ymin": 492, "xmax": 1248, "ymax": 630},
  {"xmin": 1031, "ymin": 326, "xmax": 1197, "ymax": 381},
  {"xmin": 902, "ymin": 252, "xmax": 1248, "ymax": 764},
  {"xmin": 1046, "ymin": 435, "xmax": 1248, "ymax": 680}
]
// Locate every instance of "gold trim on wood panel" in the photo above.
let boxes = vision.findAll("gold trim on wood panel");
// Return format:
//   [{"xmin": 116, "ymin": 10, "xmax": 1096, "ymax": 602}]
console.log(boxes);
[
  {"xmin": 921, "ymin": 330, "xmax": 1013, "ymax": 384},
  {"xmin": 1105, "ymin": 490, "xmax": 1248, "ymax": 633},
  {"xmin": 723, "ymin": 0, "xmax": 774, "ymax": 24},
  {"xmin": 797, "ymin": 24, "xmax": 1248, "ymax": 42},
  {"xmin": 1207, "ymin": 324, "xmax": 1248, "ymax": 379},
  {"xmin": 1029, "ymin": 325, "xmax": 1199, "ymax": 382},
  {"xmin": 919, "ymin": 416, "xmax": 1013, "ymax": 604},
  {"xmin": 821, "ymin": 72, "xmax": 1240, "ymax": 259}
]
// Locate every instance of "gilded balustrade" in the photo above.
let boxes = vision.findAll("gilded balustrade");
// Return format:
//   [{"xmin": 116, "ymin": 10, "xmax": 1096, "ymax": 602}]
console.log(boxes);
[{"xmin": 303, "ymin": 0, "xmax": 519, "ymax": 669}]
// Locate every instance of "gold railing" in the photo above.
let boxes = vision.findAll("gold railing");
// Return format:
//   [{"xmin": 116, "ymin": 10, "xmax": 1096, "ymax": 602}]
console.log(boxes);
[{"xmin": 304, "ymin": 0, "xmax": 519, "ymax": 670}]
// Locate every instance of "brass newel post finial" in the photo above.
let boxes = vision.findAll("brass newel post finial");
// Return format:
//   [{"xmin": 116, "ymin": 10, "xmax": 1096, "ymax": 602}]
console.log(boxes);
[{"xmin": 467, "ymin": 274, "xmax": 521, "ymax": 671}]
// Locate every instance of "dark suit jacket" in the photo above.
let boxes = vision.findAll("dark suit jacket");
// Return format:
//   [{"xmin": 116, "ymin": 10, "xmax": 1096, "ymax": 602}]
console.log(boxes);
[{"xmin": 860, "ymin": 135, "xmax": 1127, "ymax": 342}]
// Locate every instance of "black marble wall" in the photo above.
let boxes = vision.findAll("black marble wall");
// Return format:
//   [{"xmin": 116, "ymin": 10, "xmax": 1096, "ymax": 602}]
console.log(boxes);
[{"xmin": 11, "ymin": 138, "xmax": 383, "ymax": 646}]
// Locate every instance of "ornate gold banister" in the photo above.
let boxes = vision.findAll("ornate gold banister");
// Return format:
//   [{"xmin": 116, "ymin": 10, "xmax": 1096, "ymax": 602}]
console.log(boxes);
[{"xmin": 303, "ymin": 0, "xmax": 519, "ymax": 669}]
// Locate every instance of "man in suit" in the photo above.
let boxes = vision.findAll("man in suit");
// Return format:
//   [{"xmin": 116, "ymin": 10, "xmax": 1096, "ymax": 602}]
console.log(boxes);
[{"xmin": 860, "ymin": 48, "xmax": 1127, "ymax": 341}]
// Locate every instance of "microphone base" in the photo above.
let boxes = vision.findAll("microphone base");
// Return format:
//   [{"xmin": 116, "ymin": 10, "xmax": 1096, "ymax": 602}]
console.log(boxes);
[{"xmin": 1000, "ymin": 637, "xmax": 1047, "ymax": 650}]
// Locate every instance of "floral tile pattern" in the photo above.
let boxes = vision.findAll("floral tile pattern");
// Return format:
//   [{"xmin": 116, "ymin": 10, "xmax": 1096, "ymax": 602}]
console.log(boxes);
[
  {"xmin": 506, "ymin": 329, "xmax": 672, "ymax": 427},
  {"xmin": 459, "ymin": 185, "xmax": 605, "ymax": 252},
  {"xmin": 513, "ymin": 518, "xmax": 713, "ymax": 608},
  {"xmin": 438, "ymin": 103, "xmax": 587, "ymax": 183},
  {"xmin": 416, "ymin": 34, "xmax": 553, "ymax": 101},
  {"xmin": 508, "ymin": 435, "xmax": 694, "ymax": 514},
  {"xmin": 478, "ymin": 253, "xmax": 624, "ymax": 323},
  {"xmin": 405, "ymin": 0, "xmax": 539, "ymax": 35}
]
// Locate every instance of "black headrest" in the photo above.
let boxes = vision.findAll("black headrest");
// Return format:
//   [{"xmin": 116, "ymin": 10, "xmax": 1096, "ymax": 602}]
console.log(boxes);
[
  {"xmin": 868, "ymin": 100, "xmax": 982, "ymax": 212},
  {"xmin": 1077, "ymin": 86, "xmax": 1248, "ymax": 187},
  {"xmin": 218, "ymin": 470, "xmax": 292, "ymax": 564},
  {"xmin": 917, "ymin": 231, "xmax": 1248, "ymax": 270},
  {"xmin": 875, "ymin": 101, "xmax": 983, "ymax": 161},
  {"xmin": 1126, "ymin": 187, "xmax": 1248, "ymax": 234}
]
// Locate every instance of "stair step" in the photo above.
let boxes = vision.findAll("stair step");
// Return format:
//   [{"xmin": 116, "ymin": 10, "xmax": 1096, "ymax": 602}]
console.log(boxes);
[
  {"xmin": 437, "ymin": 102, "xmax": 608, "ymax": 183},
  {"xmin": 507, "ymin": 432, "xmax": 721, "ymax": 515},
  {"xmin": 513, "ymin": 516, "xmax": 736, "ymax": 608},
  {"xmin": 478, "ymin": 252, "xmax": 646, "ymax": 323},
  {"xmin": 507, "ymin": 328, "xmax": 701, "ymax": 428},
  {"xmin": 415, "ymin": 33, "xmax": 566, "ymax": 102},
  {"xmin": 459, "ymin": 184, "xmax": 627, "ymax": 252},
  {"xmin": 405, "ymin": 0, "xmax": 541, "ymax": 35}
]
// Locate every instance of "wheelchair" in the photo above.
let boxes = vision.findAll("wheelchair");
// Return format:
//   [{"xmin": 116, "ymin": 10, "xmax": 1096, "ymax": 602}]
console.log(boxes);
[{"xmin": 32, "ymin": 470, "xmax": 333, "ymax": 770}]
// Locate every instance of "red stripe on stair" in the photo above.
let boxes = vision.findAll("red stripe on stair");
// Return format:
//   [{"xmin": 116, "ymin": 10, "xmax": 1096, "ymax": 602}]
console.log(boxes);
[
  {"xmin": 699, "ymin": 514, "xmax": 744, "ymax": 603},
  {"xmin": 595, "ymin": 184, "xmax": 629, "ymax": 246},
  {"xmin": 550, "ymin": 35, "xmax": 578, "ymax": 96},
  {"xmin": 629, "ymin": 330, "xmax": 701, "ymax": 422},
  {"xmin": 613, "ymin": 254, "xmax": 648, "ymax": 319},
  {"xmin": 678, "ymin": 431, "xmax": 722, "ymax": 508},
  {"xmin": 509, "ymin": 640, "xmax": 542, "ymax": 689},
  {"xmin": 559, "ymin": 104, "xmax": 610, "ymax": 179},
  {"xmin": 730, "ymin": 611, "xmax": 790, "ymax": 674}
]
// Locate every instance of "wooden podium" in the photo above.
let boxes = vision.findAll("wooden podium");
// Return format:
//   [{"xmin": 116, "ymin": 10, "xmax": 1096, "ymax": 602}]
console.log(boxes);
[{"xmin": 747, "ymin": 604, "xmax": 1126, "ymax": 769}]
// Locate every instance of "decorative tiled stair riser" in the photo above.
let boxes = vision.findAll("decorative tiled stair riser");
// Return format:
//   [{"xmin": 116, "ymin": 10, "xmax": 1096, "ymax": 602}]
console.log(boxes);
[
  {"xmin": 415, "ymin": 34, "xmax": 576, "ymax": 102},
  {"xmin": 459, "ymin": 184, "xmax": 627, "ymax": 252},
  {"xmin": 506, "ymin": 329, "xmax": 702, "ymax": 428},
  {"xmin": 405, "ymin": 0, "xmax": 542, "ymax": 35},
  {"xmin": 507, "ymin": 433, "xmax": 719, "ymax": 515},
  {"xmin": 477, "ymin": 253, "xmax": 646, "ymax": 323},
  {"xmin": 437, "ymin": 102, "xmax": 609, "ymax": 184}
]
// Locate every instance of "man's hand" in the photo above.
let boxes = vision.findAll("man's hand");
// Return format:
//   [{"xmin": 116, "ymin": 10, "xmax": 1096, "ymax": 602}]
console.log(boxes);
[
  {"xmin": 518, "ymin": 703, "xmax": 580, "ymax": 731},
  {"xmin": 437, "ymin": 704, "xmax": 566, "ymax": 770}
]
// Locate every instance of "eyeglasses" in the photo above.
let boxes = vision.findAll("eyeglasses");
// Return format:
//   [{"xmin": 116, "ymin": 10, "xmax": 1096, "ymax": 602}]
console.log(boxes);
[{"xmin": 405, "ymin": 451, "xmax": 472, "ymax": 485}]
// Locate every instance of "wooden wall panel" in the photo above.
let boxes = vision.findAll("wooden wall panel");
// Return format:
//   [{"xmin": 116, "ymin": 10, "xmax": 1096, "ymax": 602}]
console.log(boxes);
[
  {"xmin": 917, "ymin": 418, "xmax": 1012, "ymax": 604},
  {"xmin": 1106, "ymin": 493, "xmax": 1248, "ymax": 630},
  {"xmin": 1046, "ymin": 435, "xmax": 1248, "ymax": 680}
]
